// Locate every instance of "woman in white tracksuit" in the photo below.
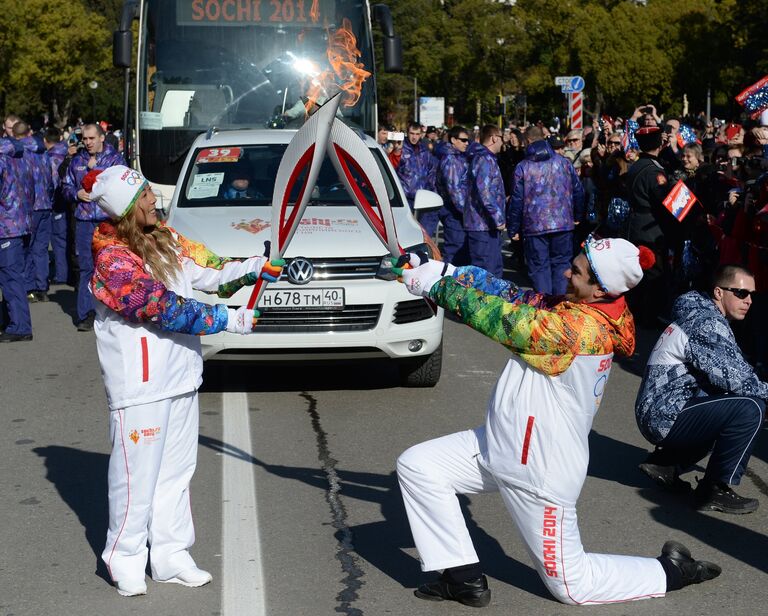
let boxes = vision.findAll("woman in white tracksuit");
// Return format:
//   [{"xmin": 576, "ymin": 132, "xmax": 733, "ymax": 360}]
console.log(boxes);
[
  {"xmin": 393, "ymin": 237, "xmax": 721, "ymax": 608},
  {"xmin": 86, "ymin": 166, "xmax": 282, "ymax": 597}
]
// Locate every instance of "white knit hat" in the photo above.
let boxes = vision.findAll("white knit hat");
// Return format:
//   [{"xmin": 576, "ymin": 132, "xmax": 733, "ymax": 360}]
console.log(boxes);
[
  {"xmin": 583, "ymin": 235, "xmax": 653, "ymax": 296},
  {"xmin": 84, "ymin": 165, "xmax": 149, "ymax": 221}
]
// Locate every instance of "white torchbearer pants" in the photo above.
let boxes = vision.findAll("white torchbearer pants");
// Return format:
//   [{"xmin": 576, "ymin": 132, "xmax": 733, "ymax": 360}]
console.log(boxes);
[
  {"xmin": 102, "ymin": 391, "xmax": 199, "ymax": 583},
  {"xmin": 397, "ymin": 427, "xmax": 667, "ymax": 605}
]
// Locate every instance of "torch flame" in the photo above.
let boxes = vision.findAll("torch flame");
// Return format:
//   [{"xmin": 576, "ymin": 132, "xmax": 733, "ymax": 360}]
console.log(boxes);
[{"xmin": 304, "ymin": 18, "xmax": 372, "ymax": 115}]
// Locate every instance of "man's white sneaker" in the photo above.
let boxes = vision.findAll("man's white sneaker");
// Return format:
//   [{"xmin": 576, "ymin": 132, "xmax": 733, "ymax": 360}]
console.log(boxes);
[
  {"xmin": 155, "ymin": 566, "xmax": 212, "ymax": 587},
  {"xmin": 115, "ymin": 579, "xmax": 147, "ymax": 597}
]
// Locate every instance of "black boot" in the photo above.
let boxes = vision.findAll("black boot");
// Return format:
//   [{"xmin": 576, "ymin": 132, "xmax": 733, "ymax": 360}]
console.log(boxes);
[
  {"xmin": 657, "ymin": 541, "xmax": 721, "ymax": 590},
  {"xmin": 414, "ymin": 574, "xmax": 490, "ymax": 608}
]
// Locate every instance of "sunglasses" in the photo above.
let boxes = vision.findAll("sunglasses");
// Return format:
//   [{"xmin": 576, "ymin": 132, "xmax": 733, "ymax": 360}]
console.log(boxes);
[
  {"xmin": 454, "ymin": 137, "xmax": 469, "ymax": 143},
  {"xmin": 721, "ymin": 287, "xmax": 756, "ymax": 299}
]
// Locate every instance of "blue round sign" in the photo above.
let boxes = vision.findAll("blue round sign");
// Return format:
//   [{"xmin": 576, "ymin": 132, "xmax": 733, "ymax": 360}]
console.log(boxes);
[{"xmin": 570, "ymin": 76, "xmax": 585, "ymax": 92}]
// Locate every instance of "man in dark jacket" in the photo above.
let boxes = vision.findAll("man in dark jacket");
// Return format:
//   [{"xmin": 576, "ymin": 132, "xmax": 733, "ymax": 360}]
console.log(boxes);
[
  {"xmin": 624, "ymin": 126, "xmax": 673, "ymax": 325},
  {"xmin": 397, "ymin": 122, "xmax": 437, "ymax": 237},
  {"xmin": 465, "ymin": 125, "xmax": 506, "ymax": 277},
  {"xmin": 507, "ymin": 126, "xmax": 584, "ymax": 294},
  {"xmin": 435, "ymin": 126, "xmax": 470, "ymax": 265},
  {"xmin": 636, "ymin": 265, "xmax": 765, "ymax": 514},
  {"xmin": 62, "ymin": 123, "xmax": 124, "ymax": 330}
]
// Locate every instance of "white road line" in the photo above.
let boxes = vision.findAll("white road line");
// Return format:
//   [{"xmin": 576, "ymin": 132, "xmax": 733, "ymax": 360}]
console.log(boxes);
[{"xmin": 222, "ymin": 391, "xmax": 265, "ymax": 616}]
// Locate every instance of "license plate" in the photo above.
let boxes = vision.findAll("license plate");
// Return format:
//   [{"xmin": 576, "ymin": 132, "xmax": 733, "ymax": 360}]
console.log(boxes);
[{"xmin": 257, "ymin": 288, "xmax": 344, "ymax": 310}]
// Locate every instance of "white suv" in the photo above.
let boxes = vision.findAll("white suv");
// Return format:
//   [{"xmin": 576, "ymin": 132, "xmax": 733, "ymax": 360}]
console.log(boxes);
[{"xmin": 164, "ymin": 129, "xmax": 444, "ymax": 386}]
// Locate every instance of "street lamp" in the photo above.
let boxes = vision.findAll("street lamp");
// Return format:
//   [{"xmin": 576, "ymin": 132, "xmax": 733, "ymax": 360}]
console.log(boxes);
[{"xmin": 88, "ymin": 80, "xmax": 99, "ymax": 122}]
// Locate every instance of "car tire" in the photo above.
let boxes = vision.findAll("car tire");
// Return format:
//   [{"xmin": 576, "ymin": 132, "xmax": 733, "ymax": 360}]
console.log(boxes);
[{"xmin": 397, "ymin": 341, "xmax": 442, "ymax": 388}]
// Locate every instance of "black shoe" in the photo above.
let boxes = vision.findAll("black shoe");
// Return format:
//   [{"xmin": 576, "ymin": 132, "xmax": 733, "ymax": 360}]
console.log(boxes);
[
  {"xmin": 695, "ymin": 480, "xmax": 759, "ymax": 514},
  {"xmin": 659, "ymin": 540, "xmax": 721, "ymax": 587},
  {"xmin": 639, "ymin": 462, "xmax": 691, "ymax": 492},
  {"xmin": 0, "ymin": 332, "xmax": 33, "ymax": 342},
  {"xmin": 26, "ymin": 292, "xmax": 38, "ymax": 303},
  {"xmin": 76, "ymin": 314, "xmax": 95, "ymax": 332},
  {"xmin": 33, "ymin": 291, "xmax": 49, "ymax": 302},
  {"xmin": 414, "ymin": 574, "xmax": 490, "ymax": 608}
]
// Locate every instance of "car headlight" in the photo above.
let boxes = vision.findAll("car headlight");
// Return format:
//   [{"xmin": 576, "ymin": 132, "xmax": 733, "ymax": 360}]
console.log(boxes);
[{"xmin": 375, "ymin": 242, "xmax": 435, "ymax": 281}]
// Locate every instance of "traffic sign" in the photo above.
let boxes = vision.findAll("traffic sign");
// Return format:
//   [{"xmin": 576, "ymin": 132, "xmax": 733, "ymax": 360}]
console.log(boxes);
[{"xmin": 555, "ymin": 75, "xmax": 585, "ymax": 93}]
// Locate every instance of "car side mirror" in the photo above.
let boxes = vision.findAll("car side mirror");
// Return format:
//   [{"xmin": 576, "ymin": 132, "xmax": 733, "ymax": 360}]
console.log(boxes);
[{"xmin": 413, "ymin": 189, "xmax": 443, "ymax": 211}]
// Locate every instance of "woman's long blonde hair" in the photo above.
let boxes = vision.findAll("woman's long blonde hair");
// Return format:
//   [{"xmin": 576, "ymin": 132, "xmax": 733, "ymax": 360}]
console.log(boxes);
[{"xmin": 116, "ymin": 207, "xmax": 181, "ymax": 287}]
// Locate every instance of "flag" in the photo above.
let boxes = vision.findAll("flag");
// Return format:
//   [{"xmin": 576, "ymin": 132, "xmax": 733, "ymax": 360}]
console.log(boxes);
[
  {"xmin": 735, "ymin": 75, "xmax": 768, "ymax": 119},
  {"xmin": 663, "ymin": 180, "xmax": 698, "ymax": 222}
]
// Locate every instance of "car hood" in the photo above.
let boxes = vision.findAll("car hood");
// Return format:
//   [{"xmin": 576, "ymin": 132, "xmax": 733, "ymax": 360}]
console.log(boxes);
[{"xmin": 167, "ymin": 205, "xmax": 421, "ymax": 258}]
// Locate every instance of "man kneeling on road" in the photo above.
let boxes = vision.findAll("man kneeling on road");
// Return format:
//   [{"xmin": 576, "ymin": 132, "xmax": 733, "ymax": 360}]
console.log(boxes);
[
  {"xmin": 393, "ymin": 236, "xmax": 720, "ymax": 608},
  {"xmin": 635, "ymin": 264, "xmax": 766, "ymax": 514}
]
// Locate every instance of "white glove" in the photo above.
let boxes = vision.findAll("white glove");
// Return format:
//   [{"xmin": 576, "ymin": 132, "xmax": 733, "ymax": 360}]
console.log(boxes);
[
  {"xmin": 226, "ymin": 306, "xmax": 259, "ymax": 334},
  {"xmin": 401, "ymin": 259, "xmax": 455, "ymax": 297}
]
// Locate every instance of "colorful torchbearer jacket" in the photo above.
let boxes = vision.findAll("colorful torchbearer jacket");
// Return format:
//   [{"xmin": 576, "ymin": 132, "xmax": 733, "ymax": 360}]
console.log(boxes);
[
  {"xmin": 91, "ymin": 222, "xmax": 267, "ymax": 410},
  {"xmin": 429, "ymin": 265, "xmax": 635, "ymax": 506}
]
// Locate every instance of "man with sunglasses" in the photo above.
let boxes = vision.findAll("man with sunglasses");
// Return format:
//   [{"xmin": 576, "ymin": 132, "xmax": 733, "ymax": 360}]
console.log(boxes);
[{"xmin": 636, "ymin": 264, "xmax": 766, "ymax": 514}]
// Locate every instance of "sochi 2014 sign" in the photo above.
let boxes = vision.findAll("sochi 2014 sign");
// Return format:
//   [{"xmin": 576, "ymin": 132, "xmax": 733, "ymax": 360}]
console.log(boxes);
[{"xmin": 555, "ymin": 75, "xmax": 585, "ymax": 94}]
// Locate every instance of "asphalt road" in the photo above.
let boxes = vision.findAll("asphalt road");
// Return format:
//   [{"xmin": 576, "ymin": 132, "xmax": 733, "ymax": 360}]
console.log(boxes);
[{"xmin": 2, "ymin": 283, "xmax": 768, "ymax": 616}]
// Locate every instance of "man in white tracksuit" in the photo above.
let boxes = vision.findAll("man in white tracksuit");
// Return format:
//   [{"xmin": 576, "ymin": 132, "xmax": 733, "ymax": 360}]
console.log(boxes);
[
  {"xmin": 393, "ymin": 236, "xmax": 721, "ymax": 608},
  {"xmin": 86, "ymin": 165, "xmax": 282, "ymax": 596}
]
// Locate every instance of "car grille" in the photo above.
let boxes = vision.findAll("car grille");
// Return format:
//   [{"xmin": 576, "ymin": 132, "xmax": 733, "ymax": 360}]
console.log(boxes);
[
  {"xmin": 255, "ymin": 304, "xmax": 382, "ymax": 332},
  {"xmin": 393, "ymin": 299, "xmax": 435, "ymax": 324},
  {"xmin": 280, "ymin": 256, "xmax": 381, "ymax": 281}
]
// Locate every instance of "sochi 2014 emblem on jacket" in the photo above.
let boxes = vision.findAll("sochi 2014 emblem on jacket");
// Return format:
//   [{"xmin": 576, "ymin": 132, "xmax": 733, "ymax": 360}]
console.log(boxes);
[{"xmin": 129, "ymin": 429, "xmax": 140, "ymax": 444}]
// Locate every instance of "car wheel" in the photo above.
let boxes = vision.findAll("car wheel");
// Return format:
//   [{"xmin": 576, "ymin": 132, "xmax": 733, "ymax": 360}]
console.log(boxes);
[{"xmin": 397, "ymin": 341, "xmax": 442, "ymax": 388}]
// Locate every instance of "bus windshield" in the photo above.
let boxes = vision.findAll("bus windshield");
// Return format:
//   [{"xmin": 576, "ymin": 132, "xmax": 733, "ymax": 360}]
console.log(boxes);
[{"xmin": 138, "ymin": 0, "xmax": 376, "ymax": 184}]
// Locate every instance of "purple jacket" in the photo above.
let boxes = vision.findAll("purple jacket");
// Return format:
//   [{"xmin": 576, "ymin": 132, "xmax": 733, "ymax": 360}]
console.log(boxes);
[
  {"xmin": 506, "ymin": 140, "xmax": 584, "ymax": 237},
  {"xmin": 397, "ymin": 139, "xmax": 436, "ymax": 203},
  {"xmin": 435, "ymin": 141, "xmax": 468, "ymax": 218},
  {"xmin": 0, "ymin": 139, "xmax": 33, "ymax": 238},
  {"xmin": 465, "ymin": 141, "xmax": 505, "ymax": 231},
  {"xmin": 62, "ymin": 143, "xmax": 124, "ymax": 221},
  {"xmin": 20, "ymin": 136, "xmax": 53, "ymax": 212},
  {"xmin": 47, "ymin": 141, "xmax": 68, "ymax": 212}
]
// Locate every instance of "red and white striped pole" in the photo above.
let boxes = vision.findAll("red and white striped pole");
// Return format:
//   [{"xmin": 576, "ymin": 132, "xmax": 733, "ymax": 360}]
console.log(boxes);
[{"xmin": 570, "ymin": 92, "xmax": 583, "ymax": 129}]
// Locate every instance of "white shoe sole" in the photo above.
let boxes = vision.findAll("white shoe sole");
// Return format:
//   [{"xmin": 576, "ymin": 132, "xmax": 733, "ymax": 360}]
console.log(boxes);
[
  {"xmin": 116, "ymin": 585, "xmax": 147, "ymax": 597},
  {"xmin": 155, "ymin": 575, "xmax": 212, "ymax": 588}
]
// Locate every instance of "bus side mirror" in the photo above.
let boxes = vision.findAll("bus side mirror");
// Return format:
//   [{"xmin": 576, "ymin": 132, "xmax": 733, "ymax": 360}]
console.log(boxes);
[
  {"xmin": 113, "ymin": 30, "xmax": 132, "ymax": 68},
  {"xmin": 372, "ymin": 4, "xmax": 403, "ymax": 73}
]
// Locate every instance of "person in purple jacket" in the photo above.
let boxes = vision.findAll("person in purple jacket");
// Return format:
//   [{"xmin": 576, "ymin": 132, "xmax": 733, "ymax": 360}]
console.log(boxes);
[
  {"xmin": 12, "ymin": 122, "xmax": 55, "ymax": 303},
  {"xmin": 435, "ymin": 126, "xmax": 470, "ymax": 265},
  {"xmin": 507, "ymin": 125, "xmax": 584, "ymax": 295},
  {"xmin": 465, "ymin": 125, "xmax": 506, "ymax": 277},
  {"xmin": 62, "ymin": 123, "xmax": 124, "ymax": 331},
  {"xmin": 397, "ymin": 122, "xmax": 438, "ymax": 237},
  {"xmin": 0, "ymin": 137, "xmax": 34, "ymax": 341},
  {"xmin": 44, "ymin": 127, "xmax": 69, "ymax": 286}
]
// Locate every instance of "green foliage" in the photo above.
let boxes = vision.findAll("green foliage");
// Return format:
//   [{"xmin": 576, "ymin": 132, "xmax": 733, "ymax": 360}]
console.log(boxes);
[
  {"xmin": 377, "ymin": 0, "xmax": 768, "ymax": 125},
  {"xmin": 0, "ymin": 0, "xmax": 122, "ymax": 126}
]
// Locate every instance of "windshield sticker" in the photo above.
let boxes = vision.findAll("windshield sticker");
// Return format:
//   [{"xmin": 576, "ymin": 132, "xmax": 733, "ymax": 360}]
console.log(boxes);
[
  {"xmin": 189, "ymin": 172, "xmax": 225, "ymax": 199},
  {"xmin": 176, "ymin": 0, "xmax": 335, "ymax": 27},
  {"xmin": 195, "ymin": 147, "xmax": 242, "ymax": 164}
]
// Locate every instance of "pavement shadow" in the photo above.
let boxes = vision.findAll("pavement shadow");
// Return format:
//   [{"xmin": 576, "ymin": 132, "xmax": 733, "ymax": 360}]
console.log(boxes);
[
  {"xmin": 200, "ymin": 360, "xmax": 402, "ymax": 393},
  {"xmin": 587, "ymin": 430, "xmax": 650, "ymax": 489},
  {"xmin": 47, "ymin": 287, "xmax": 78, "ymax": 323},
  {"xmin": 198, "ymin": 433, "xmax": 551, "ymax": 601},
  {"xmin": 32, "ymin": 445, "xmax": 111, "ymax": 583},
  {"xmin": 642, "ymin": 486, "xmax": 768, "ymax": 573}
]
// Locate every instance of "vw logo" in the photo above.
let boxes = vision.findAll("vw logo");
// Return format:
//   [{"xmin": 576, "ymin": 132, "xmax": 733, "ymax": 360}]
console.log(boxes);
[{"xmin": 286, "ymin": 257, "xmax": 314, "ymax": 285}]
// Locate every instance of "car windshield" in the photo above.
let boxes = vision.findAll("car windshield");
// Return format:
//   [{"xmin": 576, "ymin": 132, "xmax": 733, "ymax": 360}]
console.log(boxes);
[{"xmin": 178, "ymin": 143, "xmax": 403, "ymax": 208}]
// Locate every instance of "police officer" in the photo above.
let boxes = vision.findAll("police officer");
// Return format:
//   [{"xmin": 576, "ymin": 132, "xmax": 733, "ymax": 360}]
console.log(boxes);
[
  {"xmin": 625, "ymin": 126, "xmax": 673, "ymax": 325},
  {"xmin": 61, "ymin": 123, "xmax": 123, "ymax": 331}
]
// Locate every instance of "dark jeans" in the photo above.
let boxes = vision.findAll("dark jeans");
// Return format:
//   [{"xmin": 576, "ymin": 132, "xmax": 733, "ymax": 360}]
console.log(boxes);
[
  {"xmin": 523, "ymin": 230, "xmax": 573, "ymax": 295},
  {"xmin": 649, "ymin": 394, "xmax": 765, "ymax": 485},
  {"xmin": 75, "ymin": 219, "xmax": 98, "ymax": 322}
]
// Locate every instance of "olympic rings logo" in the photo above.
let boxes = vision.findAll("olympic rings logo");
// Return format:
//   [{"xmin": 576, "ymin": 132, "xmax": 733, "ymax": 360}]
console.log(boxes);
[{"xmin": 124, "ymin": 171, "xmax": 144, "ymax": 186}]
